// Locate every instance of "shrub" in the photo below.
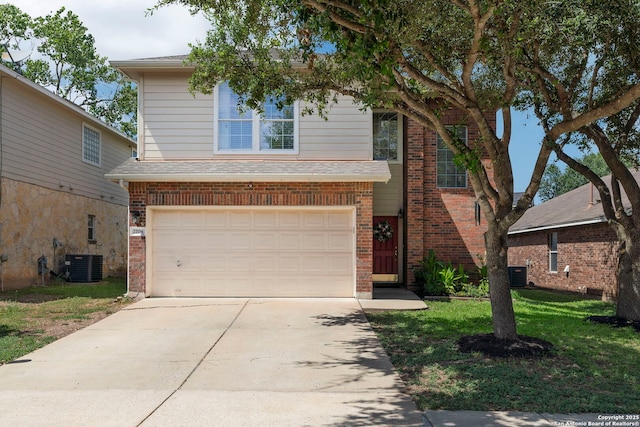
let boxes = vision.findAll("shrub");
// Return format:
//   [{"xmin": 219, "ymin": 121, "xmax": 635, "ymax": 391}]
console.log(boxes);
[{"xmin": 414, "ymin": 251, "xmax": 488, "ymax": 297}]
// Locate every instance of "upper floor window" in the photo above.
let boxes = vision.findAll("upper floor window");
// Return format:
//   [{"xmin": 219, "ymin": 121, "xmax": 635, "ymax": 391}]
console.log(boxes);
[
  {"xmin": 82, "ymin": 124, "xmax": 101, "ymax": 166},
  {"xmin": 436, "ymin": 126, "xmax": 468, "ymax": 188},
  {"xmin": 373, "ymin": 112, "xmax": 401, "ymax": 162},
  {"xmin": 214, "ymin": 82, "xmax": 298, "ymax": 153}
]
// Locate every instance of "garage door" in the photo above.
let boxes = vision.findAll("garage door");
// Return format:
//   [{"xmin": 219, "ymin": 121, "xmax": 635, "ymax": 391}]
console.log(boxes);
[{"xmin": 150, "ymin": 208, "xmax": 355, "ymax": 297}]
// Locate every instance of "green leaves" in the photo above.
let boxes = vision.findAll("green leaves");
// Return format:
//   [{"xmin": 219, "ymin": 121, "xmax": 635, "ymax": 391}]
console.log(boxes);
[{"xmin": 0, "ymin": 5, "xmax": 136, "ymax": 138}]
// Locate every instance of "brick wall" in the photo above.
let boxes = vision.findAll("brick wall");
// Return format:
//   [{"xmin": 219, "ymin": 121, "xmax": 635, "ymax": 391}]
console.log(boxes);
[
  {"xmin": 404, "ymin": 111, "xmax": 490, "ymax": 287},
  {"xmin": 508, "ymin": 222, "xmax": 619, "ymax": 300},
  {"xmin": 127, "ymin": 181, "xmax": 373, "ymax": 297}
]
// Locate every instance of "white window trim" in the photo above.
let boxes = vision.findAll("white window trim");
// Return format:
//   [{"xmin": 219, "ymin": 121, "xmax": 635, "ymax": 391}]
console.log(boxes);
[
  {"xmin": 82, "ymin": 123, "xmax": 101, "ymax": 167},
  {"xmin": 372, "ymin": 110, "xmax": 403, "ymax": 164},
  {"xmin": 88, "ymin": 214, "xmax": 97, "ymax": 243},
  {"xmin": 436, "ymin": 125, "xmax": 468, "ymax": 189},
  {"xmin": 213, "ymin": 84, "xmax": 299, "ymax": 154},
  {"xmin": 548, "ymin": 232, "xmax": 558, "ymax": 273}
]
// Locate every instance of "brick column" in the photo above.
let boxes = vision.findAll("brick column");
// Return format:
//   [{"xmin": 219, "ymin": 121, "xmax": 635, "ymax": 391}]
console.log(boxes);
[
  {"xmin": 355, "ymin": 182, "xmax": 374, "ymax": 299},
  {"xmin": 405, "ymin": 118, "xmax": 425, "ymax": 290},
  {"xmin": 127, "ymin": 182, "xmax": 147, "ymax": 296}
]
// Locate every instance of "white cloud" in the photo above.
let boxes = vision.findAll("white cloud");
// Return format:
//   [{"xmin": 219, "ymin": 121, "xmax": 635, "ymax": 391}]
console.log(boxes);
[{"xmin": 16, "ymin": 0, "xmax": 210, "ymax": 60}]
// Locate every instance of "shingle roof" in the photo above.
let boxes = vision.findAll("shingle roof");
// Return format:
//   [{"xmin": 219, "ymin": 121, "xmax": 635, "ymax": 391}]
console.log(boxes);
[
  {"xmin": 509, "ymin": 169, "xmax": 640, "ymax": 234},
  {"xmin": 105, "ymin": 158, "xmax": 391, "ymax": 183}
]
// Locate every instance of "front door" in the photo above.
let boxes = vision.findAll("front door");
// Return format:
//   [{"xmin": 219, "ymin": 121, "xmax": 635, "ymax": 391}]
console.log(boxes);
[{"xmin": 372, "ymin": 216, "xmax": 398, "ymax": 282}]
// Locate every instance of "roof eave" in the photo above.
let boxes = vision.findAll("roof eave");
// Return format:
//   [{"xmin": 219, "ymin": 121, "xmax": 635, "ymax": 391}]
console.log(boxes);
[
  {"xmin": 508, "ymin": 217, "xmax": 607, "ymax": 235},
  {"xmin": 105, "ymin": 173, "xmax": 391, "ymax": 183}
]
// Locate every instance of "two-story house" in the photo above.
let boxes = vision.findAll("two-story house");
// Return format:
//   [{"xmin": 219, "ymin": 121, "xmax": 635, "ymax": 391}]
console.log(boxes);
[
  {"xmin": 108, "ymin": 55, "xmax": 490, "ymax": 299},
  {"xmin": 0, "ymin": 63, "xmax": 136, "ymax": 289}
]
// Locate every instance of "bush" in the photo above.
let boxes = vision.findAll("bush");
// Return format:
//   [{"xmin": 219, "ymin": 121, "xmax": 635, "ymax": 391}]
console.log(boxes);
[{"xmin": 414, "ymin": 251, "xmax": 488, "ymax": 297}]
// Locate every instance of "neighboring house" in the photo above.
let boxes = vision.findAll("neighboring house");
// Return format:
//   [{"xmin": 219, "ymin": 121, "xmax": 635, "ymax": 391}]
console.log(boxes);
[
  {"xmin": 0, "ymin": 63, "xmax": 136, "ymax": 289},
  {"xmin": 107, "ymin": 55, "xmax": 490, "ymax": 299},
  {"xmin": 508, "ymin": 171, "xmax": 640, "ymax": 300}
]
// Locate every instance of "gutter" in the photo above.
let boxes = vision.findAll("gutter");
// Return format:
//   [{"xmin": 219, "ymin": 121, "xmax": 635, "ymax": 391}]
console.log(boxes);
[
  {"xmin": 106, "ymin": 172, "xmax": 391, "ymax": 183},
  {"xmin": 508, "ymin": 217, "xmax": 606, "ymax": 235}
]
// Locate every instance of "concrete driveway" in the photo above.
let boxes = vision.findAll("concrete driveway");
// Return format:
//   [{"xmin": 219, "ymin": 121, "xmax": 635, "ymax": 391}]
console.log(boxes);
[{"xmin": 0, "ymin": 298, "xmax": 425, "ymax": 426}]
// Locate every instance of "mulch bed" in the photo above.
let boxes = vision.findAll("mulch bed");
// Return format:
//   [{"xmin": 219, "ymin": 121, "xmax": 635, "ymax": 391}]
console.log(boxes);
[
  {"xmin": 587, "ymin": 315, "xmax": 640, "ymax": 332},
  {"xmin": 457, "ymin": 334, "xmax": 555, "ymax": 358}
]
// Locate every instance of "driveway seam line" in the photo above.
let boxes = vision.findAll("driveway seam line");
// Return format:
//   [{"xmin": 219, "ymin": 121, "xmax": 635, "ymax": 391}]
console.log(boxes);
[{"xmin": 136, "ymin": 298, "xmax": 251, "ymax": 426}]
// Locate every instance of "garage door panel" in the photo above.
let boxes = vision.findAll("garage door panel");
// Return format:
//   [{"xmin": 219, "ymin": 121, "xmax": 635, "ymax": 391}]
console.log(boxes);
[
  {"xmin": 151, "ymin": 209, "xmax": 354, "ymax": 297},
  {"xmin": 303, "ymin": 212, "xmax": 326, "ymax": 228},
  {"xmin": 302, "ymin": 233, "xmax": 326, "ymax": 251},
  {"xmin": 203, "ymin": 211, "xmax": 229, "ymax": 227},
  {"xmin": 229, "ymin": 212, "xmax": 252, "ymax": 228},
  {"xmin": 327, "ymin": 255, "xmax": 352, "ymax": 273},
  {"xmin": 278, "ymin": 212, "xmax": 302, "ymax": 228},
  {"xmin": 254, "ymin": 232, "xmax": 279, "ymax": 250},
  {"xmin": 328, "ymin": 212, "xmax": 351, "ymax": 229},
  {"xmin": 253, "ymin": 211, "xmax": 278, "ymax": 227},
  {"xmin": 328, "ymin": 233, "xmax": 352, "ymax": 251},
  {"xmin": 228, "ymin": 232, "xmax": 253, "ymax": 250},
  {"xmin": 279, "ymin": 233, "xmax": 303, "ymax": 250},
  {"xmin": 253, "ymin": 255, "xmax": 279, "ymax": 272}
]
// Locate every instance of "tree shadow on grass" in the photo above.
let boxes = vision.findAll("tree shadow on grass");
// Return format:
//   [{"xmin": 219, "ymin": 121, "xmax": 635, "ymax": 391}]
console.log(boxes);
[{"xmin": 367, "ymin": 302, "xmax": 640, "ymax": 414}]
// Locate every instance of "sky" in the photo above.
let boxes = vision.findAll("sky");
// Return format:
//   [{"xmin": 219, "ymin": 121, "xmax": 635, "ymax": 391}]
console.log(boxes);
[{"xmin": 15, "ymin": 0, "xmax": 559, "ymax": 193}]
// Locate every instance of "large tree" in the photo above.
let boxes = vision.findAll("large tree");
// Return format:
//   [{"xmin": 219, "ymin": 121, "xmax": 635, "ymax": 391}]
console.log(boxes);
[
  {"xmin": 519, "ymin": 0, "xmax": 640, "ymax": 321},
  {"xmin": 0, "ymin": 5, "xmax": 136, "ymax": 138},
  {"xmin": 157, "ymin": 0, "xmax": 640, "ymax": 340}
]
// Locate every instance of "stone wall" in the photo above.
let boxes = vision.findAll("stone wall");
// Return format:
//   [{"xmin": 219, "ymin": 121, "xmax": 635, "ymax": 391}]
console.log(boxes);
[
  {"xmin": 0, "ymin": 178, "xmax": 128, "ymax": 289},
  {"xmin": 508, "ymin": 222, "xmax": 619, "ymax": 300}
]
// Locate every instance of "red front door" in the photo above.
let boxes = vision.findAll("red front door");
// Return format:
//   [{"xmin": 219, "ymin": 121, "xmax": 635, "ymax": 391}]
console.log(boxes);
[{"xmin": 373, "ymin": 216, "xmax": 398, "ymax": 276}]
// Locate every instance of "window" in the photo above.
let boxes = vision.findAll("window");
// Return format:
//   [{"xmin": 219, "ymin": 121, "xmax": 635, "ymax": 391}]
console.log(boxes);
[
  {"xmin": 373, "ymin": 112, "xmax": 401, "ymax": 161},
  {"xmin": 88, "ymin": 215, "xmax": 96, "ymax": 242},
  {"xmin": 436, "ymin": 126, "xmax": 468, "ymax": 188},
  {"xmin": 548, "ymin": 232, "xmax": 558, "ymax": 272},
  {"xmin": 214, "ymin": 82, "xmax": 297, "ymax": 153},
  {"xmin": 82, "ymin": 124, "xmax": 101, "ymax": 166}
]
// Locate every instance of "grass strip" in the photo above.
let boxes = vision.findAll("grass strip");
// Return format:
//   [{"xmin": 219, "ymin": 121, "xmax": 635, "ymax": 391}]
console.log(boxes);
[{"xmin": 367, "ymin": 289, "xmax": 640, "ymax": 413}]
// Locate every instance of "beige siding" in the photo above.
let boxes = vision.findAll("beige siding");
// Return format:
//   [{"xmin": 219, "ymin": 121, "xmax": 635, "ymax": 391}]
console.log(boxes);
[
  {"xmin": 141, "ymin": 72, "xmax": 214, "ymax": 159},
  {"xmin": 373, "ymin": 163, "xmax": 403, "ymax": 216},
  {"xmin": 0, "ymin": 76, "xmax": 132, "ymax": 206},
  {"xmin": 139, "ymin": 73, "xmax": 372, "ymax": 160},
  {"xmin": 298, "ymin": 95, "xmax": 372, "ymax": 160}
]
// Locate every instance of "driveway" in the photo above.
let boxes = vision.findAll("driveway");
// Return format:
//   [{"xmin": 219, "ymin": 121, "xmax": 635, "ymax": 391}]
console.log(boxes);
[{"xmin": 0, "ymin": 298, "xmax": 425, "ymax": 426}]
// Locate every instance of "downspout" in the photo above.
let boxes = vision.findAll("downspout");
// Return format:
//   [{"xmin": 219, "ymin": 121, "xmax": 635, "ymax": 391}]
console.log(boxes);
[
  {"xmin": 118, "ymin": 179, "xmax": 138, "ymax": 299},
  {"xmin": 0, "ymin": 76, "xmax": 4, "ymax": 291}
]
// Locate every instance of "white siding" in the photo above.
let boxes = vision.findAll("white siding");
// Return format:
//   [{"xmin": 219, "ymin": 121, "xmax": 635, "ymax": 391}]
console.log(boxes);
[
  {"xmin": 0, "ymin": 77, "xmax": 133, "ymax": 206},
  {"xmin": 373, "ymin": 163, "xmax": 403, "ymax": 216},
  {"xmin": 139, "ymin": 73, "xmax": 372, "ymax": 160}
]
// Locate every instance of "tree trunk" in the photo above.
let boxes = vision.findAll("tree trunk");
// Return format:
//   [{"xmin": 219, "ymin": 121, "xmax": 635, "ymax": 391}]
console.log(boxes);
[
  {"xmin": 485, "ymin": 227, "xmax": 518, "ymax": 340},
  {"xmin": 616, "ymin": 239, "xmax": 640, "ymax": 321}
]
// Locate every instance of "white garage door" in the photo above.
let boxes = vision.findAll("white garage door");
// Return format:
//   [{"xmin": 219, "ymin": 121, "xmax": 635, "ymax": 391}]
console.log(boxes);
[{"xmin": 150, "ymin": 208, "xmax": 355, "ymax": 297}]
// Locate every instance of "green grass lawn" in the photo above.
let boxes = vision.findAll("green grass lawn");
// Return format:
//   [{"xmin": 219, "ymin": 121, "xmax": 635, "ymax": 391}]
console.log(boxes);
[
  {"xmin": 0, "ymin": 278, "xmax": 131, "ymax": 364},
  {"xmin": 366, "ymin": 289, "xmax": 640, "ymax": 413}
]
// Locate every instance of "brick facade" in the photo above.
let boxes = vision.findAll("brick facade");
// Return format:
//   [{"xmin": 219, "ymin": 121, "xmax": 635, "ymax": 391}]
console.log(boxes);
[
  {"xmin": 403, "ymin": 112, "xmax": 491, "ymax": 288},
  {"xmin": 127, "ymin": 181, "xmax": 373, "ymax": 297},
  {"xmin": 508, "ymin": 222, "xmax": 619, "ymax": 300}
]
